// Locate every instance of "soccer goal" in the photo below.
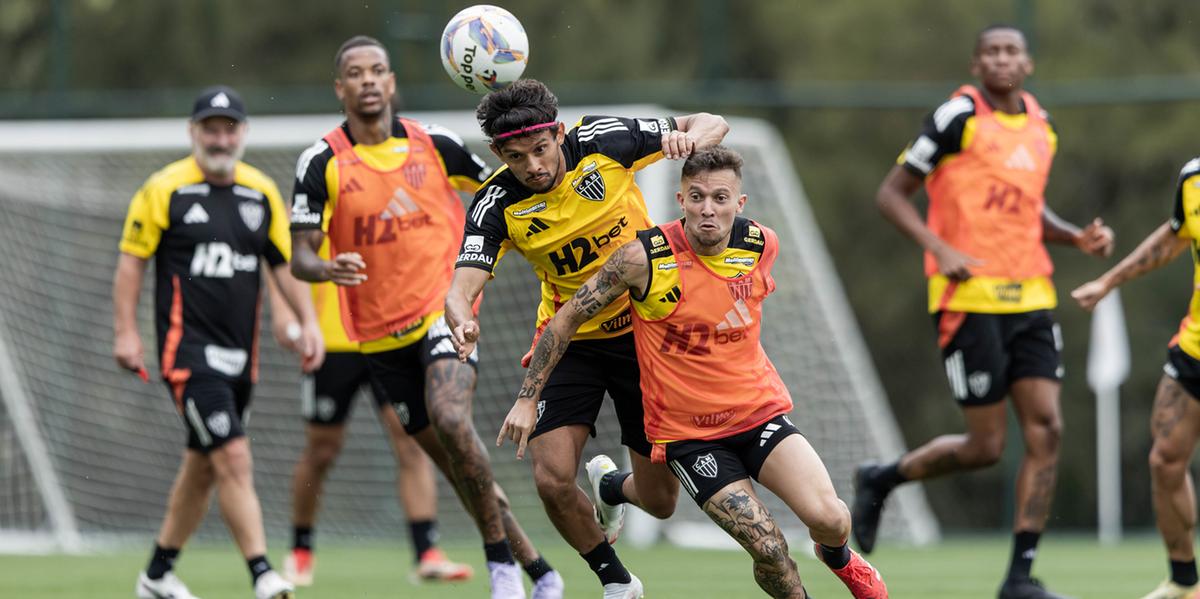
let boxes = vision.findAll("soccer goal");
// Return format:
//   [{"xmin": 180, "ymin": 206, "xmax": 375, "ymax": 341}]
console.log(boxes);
[{"xmin": 0, "ymin": 108, "xmax": 937, "ymax": 552}]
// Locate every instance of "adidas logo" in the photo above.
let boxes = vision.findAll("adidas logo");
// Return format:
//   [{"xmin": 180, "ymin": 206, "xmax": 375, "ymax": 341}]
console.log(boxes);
[
  {"xmin": 340, "ymin": 178, "xmax": 365, "ymax": 195},
  {"xmin": 759, "ymin": 422, "xmax": 781, "ymax": 447},
  {"xmin": 182, "ymin": 203, "xmax": 209, "ymax": 224},
  {"xmin": 715, "ymin": 299, "xmax": 753, "ymax": 331},
  {"xmin": 525, "ymin": 217, "xmax": 550, "ymax": 237},
  {"xmin": 1004, "ymin": 145, "xmax": 1036, "ymax": 171},
  {"xmin": 658, "ymin": 285, "xmax": 681, "ymax": 303}
]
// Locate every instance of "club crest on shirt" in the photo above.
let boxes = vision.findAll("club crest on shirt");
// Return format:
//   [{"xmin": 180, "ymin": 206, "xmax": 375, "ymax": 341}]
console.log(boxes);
[
  {"xmin": 239, "ymin": 201, "xmax": 264, "ymax": 231},
  {"xmin": 727, "ymin": 276, "xmax": 753, "ymax": 301},
  {"xmin": 206, "ymin": 411, "xmax": 231, "ymax": 438},
  {"xmin": 572, "ymin": 170, "xmax": 606, "ymax": 201}
]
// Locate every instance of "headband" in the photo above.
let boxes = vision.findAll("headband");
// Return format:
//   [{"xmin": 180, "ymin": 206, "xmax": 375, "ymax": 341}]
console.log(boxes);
[{"xmin": 492, "ymin": 121, "xmax": 559, "ymax": 141}]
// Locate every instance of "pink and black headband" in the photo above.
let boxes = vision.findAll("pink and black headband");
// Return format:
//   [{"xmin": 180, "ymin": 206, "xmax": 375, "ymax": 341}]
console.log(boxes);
[{"xmin": 491, "ymin": 121, "xmax": 559, "ymax": 142}]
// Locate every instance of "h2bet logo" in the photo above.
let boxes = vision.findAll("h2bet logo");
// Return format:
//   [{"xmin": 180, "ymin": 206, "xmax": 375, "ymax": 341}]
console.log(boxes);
[
  {"xmin": 658, "ymin": 322, "xmax": 750, "ymax": 356},
  {"xmin": 190, "ymin": 242, "xmax": 258, "ymax": 278},
  {"xmin": 547, "ymin": 216, "xmax": 629, "ymax": 276}
]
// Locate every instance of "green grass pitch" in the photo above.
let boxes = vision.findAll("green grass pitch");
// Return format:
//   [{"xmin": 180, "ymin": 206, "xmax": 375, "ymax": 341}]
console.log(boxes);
[{"xmin": 0, "ymin": 535, "xmax": 1169, "ymax": 597}]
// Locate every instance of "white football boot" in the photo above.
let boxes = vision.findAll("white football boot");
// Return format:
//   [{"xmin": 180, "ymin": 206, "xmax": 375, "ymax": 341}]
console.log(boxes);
[
  {"xmin": 585, "ymin": 455, "xmax": 626, "ymax": 543},
  {"xmin": 135, "ymin": 571, "xmax": 201, "ymax": 599}
]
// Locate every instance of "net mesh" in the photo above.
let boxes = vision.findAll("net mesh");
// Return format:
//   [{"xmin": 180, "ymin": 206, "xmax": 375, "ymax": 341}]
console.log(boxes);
[{"xmin": 0, "ymin": 113, "xmax": 935, "ymax": 549}]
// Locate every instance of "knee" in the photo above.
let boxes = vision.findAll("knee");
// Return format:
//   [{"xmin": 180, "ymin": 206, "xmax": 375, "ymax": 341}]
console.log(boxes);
[
  {"xmin": 808, "ymin": 496, "xmax": 851, "ymax": 541},
  {"xmin": 639, "ymin": 491, "xmax": 677, "ymax": 520},
  {"xmin": 1150, "ymin": 443, "xmax": 1188, "ymax": 480},
  {"xmin": 429, "ymin": 404, "xmax": 471, "ymax": 437},
  {"xmin": 211, "ymin": 440, "xmax": 253, "ymax": 485},
  {"xmin": 1025, "ymin": 417, "xmax": 1063, "ymax": 457},
  {"xmin": 308, "ymin": 438, "xmax": 344, "ymax": 472},
  {"xmin": 533, "ymin": 465, "xmax": 576, "ymax": 508},
  {"xmin": 962, "ymin": 434, "xmax": 1005, "ymax": 468}
]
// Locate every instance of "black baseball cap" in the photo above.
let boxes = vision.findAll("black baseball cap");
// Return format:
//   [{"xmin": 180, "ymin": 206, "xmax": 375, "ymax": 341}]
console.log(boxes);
[{"xmin": 191, "ymin": 85, "xmax": 247, "ymax": 122}]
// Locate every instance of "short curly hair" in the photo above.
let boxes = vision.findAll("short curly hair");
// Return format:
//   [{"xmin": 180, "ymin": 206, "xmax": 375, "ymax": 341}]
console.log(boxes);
[
  {"xmin": 475, "ymin": 79, "xmax": 559, "ymax": 143},
  {"xmin": 681, "ymin": 145, "xmax": 743, "ymax": 180},
  {"xmin": 334, "ymin": 35, "xmax": 388, "ymax": 73}
]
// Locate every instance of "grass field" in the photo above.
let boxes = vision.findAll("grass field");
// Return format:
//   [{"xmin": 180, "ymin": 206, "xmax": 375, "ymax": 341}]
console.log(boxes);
[{"xmin": 0, "ymin": 535, "xmax": 1170, "ymax": 598}]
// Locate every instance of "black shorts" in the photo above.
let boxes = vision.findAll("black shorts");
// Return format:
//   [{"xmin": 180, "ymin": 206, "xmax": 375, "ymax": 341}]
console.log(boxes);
[
  {"xmin": 301, "ymin": 352, "xmax": 388, "ymax": 426},
  {"xmin": 664, "ymin": 414, "xmax": 800, "ymax": 507},
  {"xmin": 363, "ymin": 315, "xmax": 478, "ymax": 434},
  {"xmin": 529, "ymin": 333, "xmax": 651, "ymax": 457},
  {"xmin": 172, "ymin": 375, "xmax": 252, "ymax": 453},
  {"xmin": 1165, "ymin": 345, "xmax": 1200, "ymax": 401},
  {"xmin": 933, "ymin": 309, "xmax": 1063, "ymax": 406}
]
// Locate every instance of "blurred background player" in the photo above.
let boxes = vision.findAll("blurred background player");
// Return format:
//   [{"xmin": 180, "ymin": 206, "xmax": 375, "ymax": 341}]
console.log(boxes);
[
  {"xmin": 288, "ymin": 36, "xmax": 560, "ymax": 599},
  {"xmin": 113, "ymin": 85, "xmax": 323, "ymax": 599},
  {"xmin": 500, "ymin": 146, "xmax": 888, "ymax": 599},
  {"xmin": 269, "ymin": 257, "xmax": 472, "ymax": 584},
  {"xmin": 856, "ymin": 24, "xmax": 1113, "ymax": 599},
  {"xmin": 445, "ymin": 79, "xmax": 728, "ymax": 599},
  {"xmin": 1071, "ymin": 157, "xmax": 1200, "ymax": 599}
]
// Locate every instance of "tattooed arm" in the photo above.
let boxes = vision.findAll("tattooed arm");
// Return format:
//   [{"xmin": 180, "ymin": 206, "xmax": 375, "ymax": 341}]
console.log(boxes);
[
  {"xmin": 1071, "ymin": 222, "xmax": 1189, "ymax": 312},
  {"xmin": 496, "ymin": 240, "xmax": 650, "ymax": 458}
]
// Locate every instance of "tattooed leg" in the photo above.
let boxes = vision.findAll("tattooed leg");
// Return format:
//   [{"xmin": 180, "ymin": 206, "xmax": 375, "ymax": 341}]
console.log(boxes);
[
  {"xmin": 422, "ymin": 359, "xmax": 506, "ymax": 544},
  {"xmin": 1010, "ymin": 377, "xmax": 1063, "ymax": 533},
  {"xmin": 1149, "ymin": 375, "xmax": 1200, "ymax": 561},
  {"xmin": 703, "ymin": 480, "xmax": 806, "ymax": 599},
  {"xmin": 896, "ymin": 401, "xmax": 1008, "ymax": 480}
]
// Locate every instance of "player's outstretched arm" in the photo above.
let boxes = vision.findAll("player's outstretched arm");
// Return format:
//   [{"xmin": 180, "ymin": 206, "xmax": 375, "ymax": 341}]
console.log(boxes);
[
  {"xmin": 446, "ymin": 266, "xmax": 491, "ymax": 362},
  {"xmin": 289, "ymin": 229, "xmax": 367, "ymax": 286},
  {"xmin": 112, "ymin": 252, "xmax": 149, "ymax": 380},
  {"xmin": 1043, "ymin": 207, "xmax": 1115, "ymax": 257},
  {"xmin": 268, "ymin": 262, "xmax": 326, "ymax": 372},
  {"xmin": 666, "ymin": 113, "xmax": 730, "ymax": 159},
  {"xmin": 498, "ymin": 241, "xmax": 649, "ymax": 458},
  {"xmin": 1071, "ymin": 222, "xmax": 1189, "ymax": 312},
  {"xmin": 877, "ymin": 164, "xmax": 983, "ymax": 281}
]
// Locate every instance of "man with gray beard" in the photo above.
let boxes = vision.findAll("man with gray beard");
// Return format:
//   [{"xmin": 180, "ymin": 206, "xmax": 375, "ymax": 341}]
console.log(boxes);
[{"xmin": 114, "ymin": 86, "xmax": 324, "ymax": 599}]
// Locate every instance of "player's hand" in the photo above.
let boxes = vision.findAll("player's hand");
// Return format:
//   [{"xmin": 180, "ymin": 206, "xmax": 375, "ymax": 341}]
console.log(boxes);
[
  {"xmin": 497, "ymin": 397, "xmax": 538, "ymax": 459},
  {"xmin": 296, "ymin": 321, "xmax": 325, "ymax": 373},
  {"xmin": 326, "ymin": 252, "xmax": 367, "ymax": 286},
  {"xmin": 1076, "ymin": 218, "xmax": 1115, "ymax": 258},
  {"xmin": 272, "ymin": 318, "xmax": 302, "ymax": 354},
  {"xmin": 452, "ymin": 320, "xmax": 480, "ymax": 362},
  {"xmin": 113, "ymin": 329, "xmax": 145, "ymax": 372},
  {"xmin": 1070, "ymin": 279, "xmax": 1111, "ymax": 313},
  {"xmin": 932, "ymin": 244, "xmax": 984, "ymax": 281},
  {"xmin": 661, "ymin": 130, "xmax": 697, "ymax": 160}
]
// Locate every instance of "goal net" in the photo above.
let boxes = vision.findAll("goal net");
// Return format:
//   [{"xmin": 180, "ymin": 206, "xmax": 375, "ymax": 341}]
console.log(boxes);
[{"xmin": 0, "ymin": 108, "xmax": 937, "ymax": 552}]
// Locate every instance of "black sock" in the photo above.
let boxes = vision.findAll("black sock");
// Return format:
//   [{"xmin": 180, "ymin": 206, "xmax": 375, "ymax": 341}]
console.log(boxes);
[
  {"xmin": 145, "ymin": 544, "xmax": 180, "ymax": 580},
  {"xmin": 581, "ymin": 541, "xmax": 631, "ymax": 586},
  {"xmin": 873, "ymin": 462, "xmax": 908, "ymax": 492},
  {"xmin": 247, "ymin": 555, "xmax": 271, "ymax": 584},
  {"xmin": 819, "ymin": 543, "xmax": 851, "ymax": 569},
  {"xmin": 409, "ymin": 519, "xmax": 437, "ymax": 563},
  {"xmin": 293, "ymin": 526, "xmax": 313, "ymax": 551},
  {"xmin": 1171, "ymin": 559, "xmax": 1199, "ymax": 586},
  {"xmin": 523, "ymin": 556, "xmax": 553, "ymax": 581},
  {"xmin": 1006, "ymin": 530, "xmax": 1040, "ymax": 580},
  {"xmin": 599, "ymin": 470, "xmax": 632, "ymax": 506},
  {"xmin": 484, "ymin": 539, "xmax": 515, "ymax": 565}
]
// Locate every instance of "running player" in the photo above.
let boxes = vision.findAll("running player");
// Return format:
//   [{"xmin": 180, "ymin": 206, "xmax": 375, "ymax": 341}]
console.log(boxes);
[
  {"xmin": 445, "ymin": 79, "xmax": 728, "ymax": 599},
  {"xmin": 288, "ymin": 36, "xmax": 559, "ymax": 599},
  {"xmin": 500, "ymin": 146, "xmax": 888, "ymax": 599},
  {"xmin": 855, "ymin": 25, "xmax": 1113, "ymax": 599},
  {"xmin": 1071, "ymin": 158, "xmax": 1200, "ymax": 599},
  {"xmin": 114, "ymin": 85, "xmax": 322, "ymax": 599},
  {"xmin": 273, "ymin": 245, "xmax": 473, "ymax": 584}
]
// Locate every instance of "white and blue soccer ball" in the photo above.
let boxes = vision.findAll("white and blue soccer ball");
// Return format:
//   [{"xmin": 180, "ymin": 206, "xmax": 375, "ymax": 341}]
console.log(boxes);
[{"xmin": 440, "ymin": 5, "xmax": 529, "ymax": 94}]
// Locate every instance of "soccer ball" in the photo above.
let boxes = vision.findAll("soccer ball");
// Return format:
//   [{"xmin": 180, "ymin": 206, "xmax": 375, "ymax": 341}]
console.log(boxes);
[{"xmin": 440, "ymin": 5, "xmax": 529, "ymax": 94}]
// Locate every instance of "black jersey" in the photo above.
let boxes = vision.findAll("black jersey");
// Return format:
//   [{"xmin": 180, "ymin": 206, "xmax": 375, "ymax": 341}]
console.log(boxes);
[{"xmin": 119, "ymin": 157, "xmax": 290, "ymax": 382}]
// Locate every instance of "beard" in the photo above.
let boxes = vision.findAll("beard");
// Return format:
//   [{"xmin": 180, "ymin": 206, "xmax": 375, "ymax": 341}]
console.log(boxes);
[{"xmin": 193, "ymin": 140, "xmax": 245, "ymax": 178}]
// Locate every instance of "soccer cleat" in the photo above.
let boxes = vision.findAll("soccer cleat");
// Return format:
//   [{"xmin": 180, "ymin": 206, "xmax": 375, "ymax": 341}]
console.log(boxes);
[
  {"xmin": 851, "ymin": 462, "xmax": 891, "ymax": 554},
  {"xmin": 135, "ymin": 571, "xmax": 201, "ymax": 599},
  {"xmin": 487, "ymin": 561, "xmax": 526, "ymax": 599},
  {"xmin": 253, "ymin": 570, "xmax": 295, "ymax": 599},
  {"xmin": 815, "ymin": 544, "xmax": 887, "ymax": 599},
  {"xmin": 1138, "ymin": 580, "xmax": 1200, "ymax": 599},
  {"xmin": 602, "ymin": 573, "xmax": 644, "ymax": 599},
  {"xmin": 282, "ymin": 548, "xmax": 313, "ymax": 587},
  {"xmin": 413, "ymin": 547, "xmax": 474, "ymax": 582},
  {"xmin": 997, "ymin": 576, "xmax": 1073, "ymax": 599},
  {"xmin": 585, "ymin": 455, "xmax": 626, "ymax": 544},
  {"xmin": 530, "ymin": 570, "xmax": 565, "ymax": 599}
]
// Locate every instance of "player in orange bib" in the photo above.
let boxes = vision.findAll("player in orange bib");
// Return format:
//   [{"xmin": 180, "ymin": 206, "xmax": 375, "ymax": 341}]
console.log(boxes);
[
  {"xmin": 500, "ymin": 147, "xmax": 888, "ymax": 599},
  {"xmin": 1071, "ymin": 158, "xmax": 1200, "ymax": 599},
  {"xmin": 856, "ymin": 25, "xmax": 1113, "ymax": 599},
  {"xmin": 288, "ymin": 36, "xmax": 558, "ymax": 599}
]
